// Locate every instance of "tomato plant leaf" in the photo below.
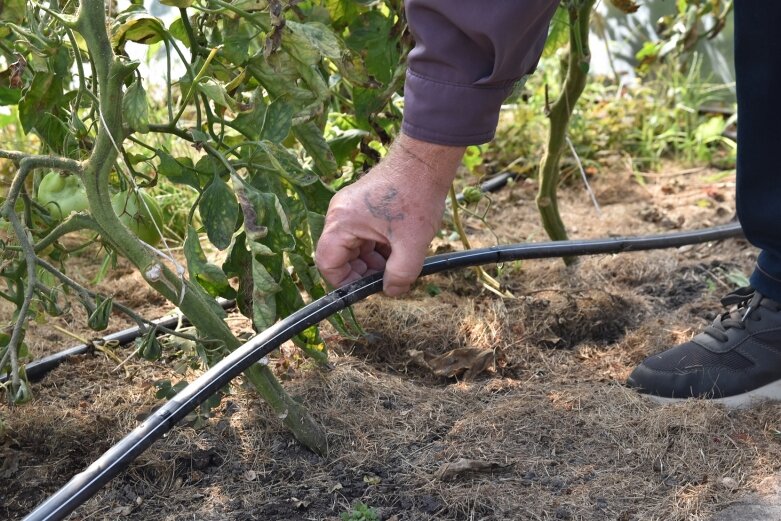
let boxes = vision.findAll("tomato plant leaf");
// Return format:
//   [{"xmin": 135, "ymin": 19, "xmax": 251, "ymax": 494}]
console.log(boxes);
[
  {"xmin": 123, "ymin": 79, "xmax": 150, "ymax": 133},
  {"xmin": 112, "ymin": 13, "xmax": 165, "ymax": 48},
  {"xmin": 184, "ymin": 226, "xmax": 236, "ymax": 299},
  {"xmin": 87, "ymin": 294, "xmax": 113, "ymax": 332},
  {"xmin": 158, "ymin": 151, "xmax": 201, "ymax": 190},
  {"xmin": 200, "ymin": 176, "xmax": 239, "ymax": 250}
]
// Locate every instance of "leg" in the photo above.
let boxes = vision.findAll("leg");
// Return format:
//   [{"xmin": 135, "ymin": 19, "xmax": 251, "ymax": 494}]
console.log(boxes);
[
  {"xmin": 626, "ymin": 0, "xmax": 781, "ymax": 406},
  {"xmin": 735, "ymin": 0, "xmax": 781, "ymax": 301}
]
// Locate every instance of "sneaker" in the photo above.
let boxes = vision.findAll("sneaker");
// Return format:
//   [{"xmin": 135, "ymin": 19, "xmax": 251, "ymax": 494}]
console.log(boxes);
[{"xmin": 627, "ymin": 287, "xmax": 781, "ymax": 407}]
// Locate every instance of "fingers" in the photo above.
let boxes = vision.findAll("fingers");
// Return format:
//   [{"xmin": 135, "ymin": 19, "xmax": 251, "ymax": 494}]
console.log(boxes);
[
  {"xmin": 315, "ymin": 230, "xmax": 361, "ymax": 287},
  {"xmin": 382, "ymin": 241, "xmax": 428, "ymax": 297}
]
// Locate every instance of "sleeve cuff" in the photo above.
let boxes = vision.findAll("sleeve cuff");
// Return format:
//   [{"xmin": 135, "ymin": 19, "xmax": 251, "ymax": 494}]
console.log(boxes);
[{"xmin": 401, "ymin": 69, "xmax": 515, "ymax": 147}]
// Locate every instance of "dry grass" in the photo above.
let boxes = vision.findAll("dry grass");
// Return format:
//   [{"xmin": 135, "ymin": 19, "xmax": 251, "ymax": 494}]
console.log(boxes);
[{"xmin": 4, "ymin": 167, "xmax": 780, "ymax": 521}]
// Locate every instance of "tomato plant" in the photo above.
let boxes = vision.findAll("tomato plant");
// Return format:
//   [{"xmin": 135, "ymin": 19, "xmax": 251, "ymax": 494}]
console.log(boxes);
[{"xmin": 0, "ymin": 0, "xmax": 408, "ymax": 455}]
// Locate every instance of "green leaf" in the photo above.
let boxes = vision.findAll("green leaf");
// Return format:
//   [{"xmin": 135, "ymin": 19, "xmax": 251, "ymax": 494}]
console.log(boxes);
[
  {"xmin": 0, "ymin": 87, "xmax": 21, "ymax": 106},
  {"xmin": 328, "ymin": 129, "xmax": 369, "ymax": 167},
  {"xmin": 199, "ymin": 176, "xmax": 239, "ymax": 250},
  {"xmin": 87, "ymin": 294, "xmax": 113, "ymax": 331},
  {"xmin": 168, "ymin": 18, "xmax": 191, "ymax": 48},
  {"xmin": 0, "ymin": 0, "xmax": 25, "ymax": 23},
  {"xmin": 123, "ymin": 80, "xmax": 150, "ymax": 133},
  {"xmin": 293, "ymin": 122, "xmax": 338, "ymax": 176},
  {"xmin": 137, "ymin": 327, "xmax": 162, "ymax": 361},
  {"xmin": 197, "ymin": 77, "xmax": 238, "ymax": 111},
  {"xmin": 543, "ymin": 6, "xmax": 570, "ymax": 58},
  {"xmin": 184, "ymin": 226, "xmax": 236, "ymax": 298},
  {"xmin": 345, "ymin": 11, "xmax": 398, "ymax": 85},
  {"xmin": 157, "ymin": 151, "xmax": 201, "ymax": 190}
]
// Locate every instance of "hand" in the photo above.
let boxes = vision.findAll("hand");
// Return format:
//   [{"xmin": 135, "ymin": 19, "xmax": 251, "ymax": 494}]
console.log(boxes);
[{"xmin": 315, "ymin": 134, "xmax": 465, "ymax": 296}]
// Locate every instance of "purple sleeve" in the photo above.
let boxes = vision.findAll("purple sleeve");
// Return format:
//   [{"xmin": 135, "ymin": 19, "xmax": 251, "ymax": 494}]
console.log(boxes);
[{"xmin": 402, "ymin": 0, "xmax": 559, "ymax": 146}]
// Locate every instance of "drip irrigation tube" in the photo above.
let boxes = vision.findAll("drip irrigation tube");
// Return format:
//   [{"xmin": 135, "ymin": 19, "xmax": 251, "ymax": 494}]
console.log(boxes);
[
  {"xmin": 24, "ymin": 221, "xmax": 744, "ymax": 521},
  {"xmin": 0, "ymin": 300, "xmax": 235, "ymax": 385},
  {"xmin": 9, "ymin": 172, "xmax": 513, "ymax": 387}
]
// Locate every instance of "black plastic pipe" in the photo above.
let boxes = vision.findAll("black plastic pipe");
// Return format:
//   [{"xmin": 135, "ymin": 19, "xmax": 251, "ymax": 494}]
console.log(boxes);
[
  {"xmin": 0, "ymin": 300, "xmax": 235, "ymax": 385},
  {"xmin": 24, "ymin": 221, "xmax": 744, "ymax": 521}
]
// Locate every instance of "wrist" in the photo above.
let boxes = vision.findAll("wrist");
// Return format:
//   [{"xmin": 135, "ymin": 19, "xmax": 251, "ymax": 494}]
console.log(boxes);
[{"xmin": 383, "ymin": 133, "xmax": 465, "ymax": 189}]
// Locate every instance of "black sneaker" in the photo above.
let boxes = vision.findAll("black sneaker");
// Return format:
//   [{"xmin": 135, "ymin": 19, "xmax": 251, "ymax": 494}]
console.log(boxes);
[{"xmin": 627, "ymin": 287, "xmax": 781, "ymax": 407}]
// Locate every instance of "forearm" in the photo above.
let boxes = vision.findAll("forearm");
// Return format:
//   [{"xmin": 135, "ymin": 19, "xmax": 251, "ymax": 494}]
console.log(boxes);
[{"xmin": 403, "ymin": 0, "xmax": 559, "ymax": 146}]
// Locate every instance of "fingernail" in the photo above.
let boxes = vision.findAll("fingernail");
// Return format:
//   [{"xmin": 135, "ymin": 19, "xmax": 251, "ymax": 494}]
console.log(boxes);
[{"xmin": 383, "ymin": 284, "xmax": 408, "ymax": 297}]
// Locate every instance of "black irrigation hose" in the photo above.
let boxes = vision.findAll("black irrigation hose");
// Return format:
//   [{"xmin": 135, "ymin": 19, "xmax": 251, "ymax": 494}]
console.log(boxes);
[
  {"xmin": 10, "ymin": 173, "xmax": 513, "ymax": 387},
  {"xmin": 0, "ymin": 300, "xmax": 236, "ymax": 385},
  {"xmin": 24, "ymin": 221, "xmax": 744, "ymax": 521}
]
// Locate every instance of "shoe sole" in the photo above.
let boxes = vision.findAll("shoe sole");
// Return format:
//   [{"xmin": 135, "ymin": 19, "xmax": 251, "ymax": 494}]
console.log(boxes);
[{"xmin": 642, "ymin": 379, "xmax": 781, "ymax": 409}]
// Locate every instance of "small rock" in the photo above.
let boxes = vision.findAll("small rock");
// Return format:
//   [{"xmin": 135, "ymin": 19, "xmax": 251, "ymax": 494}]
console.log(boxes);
[
  {"xmin": 721, "ymin": 477, "xmax": 739, "ymax": 491},
  {"xmin": 555, "ymin": 506, "xmax": 572, "ymax": 519}
]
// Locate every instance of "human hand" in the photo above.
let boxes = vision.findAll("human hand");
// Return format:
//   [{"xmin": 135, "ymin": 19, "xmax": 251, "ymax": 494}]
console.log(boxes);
[{"xmin": 315, "ymin": 134, "xmax": 465, "ymax": 296}]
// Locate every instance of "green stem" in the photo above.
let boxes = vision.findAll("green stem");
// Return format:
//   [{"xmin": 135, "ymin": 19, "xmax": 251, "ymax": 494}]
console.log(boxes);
[
  {"xmin": 536, "ymin": 0, "xmax": 595, "ymax": 265},
  {"xmin": 72, "ymin": 0, "xmax": 326, "ymax": 455}
]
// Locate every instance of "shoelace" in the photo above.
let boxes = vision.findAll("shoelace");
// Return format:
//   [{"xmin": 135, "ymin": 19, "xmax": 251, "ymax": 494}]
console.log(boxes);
[{"xmin": 704, "ymin": 287, "xmax": 781, "ymax": 343}]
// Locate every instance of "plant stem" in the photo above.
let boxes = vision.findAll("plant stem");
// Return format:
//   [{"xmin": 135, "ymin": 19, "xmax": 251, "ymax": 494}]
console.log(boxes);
[
  {"xmin": 536, "ymin": 0, "xmax": 595, "ymax": 265},
  {"xmin": 72, "ymin": 0, "xmax": 326, "ymax": 454}
]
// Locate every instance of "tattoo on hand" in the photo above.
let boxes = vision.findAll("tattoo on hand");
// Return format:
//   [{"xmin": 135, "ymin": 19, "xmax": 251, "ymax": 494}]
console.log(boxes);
[{"xmin": 364, "ymin": 187, "xmax": 404, "ymax": 236}]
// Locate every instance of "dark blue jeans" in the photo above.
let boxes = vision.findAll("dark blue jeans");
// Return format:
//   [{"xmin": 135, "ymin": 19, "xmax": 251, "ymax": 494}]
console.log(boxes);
[{"xmin": 735, "ymin": 1, "xmax": 781, "ymax": 301}]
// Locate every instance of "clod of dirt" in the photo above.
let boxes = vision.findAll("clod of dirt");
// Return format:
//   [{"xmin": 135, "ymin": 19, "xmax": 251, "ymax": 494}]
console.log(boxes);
[
  {"xmin": 435, "ymin": 458, "xmax": 513, "ymax": 481},
  {"xmin": 408, "ymin": 347, "xmax": 495, "ymax": 380}
]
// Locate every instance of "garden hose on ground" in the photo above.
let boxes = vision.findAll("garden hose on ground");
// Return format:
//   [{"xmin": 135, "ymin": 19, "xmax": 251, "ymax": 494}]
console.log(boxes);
[
  {"xmin": 0, "ymin": 299, "xmax": 236, "ymax": 385},
  {"xmin": 24, "ymin": 221, "xmax": 744, "ymax": 521}
]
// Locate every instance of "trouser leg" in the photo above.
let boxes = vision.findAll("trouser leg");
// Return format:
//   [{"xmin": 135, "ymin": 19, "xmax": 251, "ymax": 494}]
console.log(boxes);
[{"xmin": 735, "ymin": 0, "xmax": 781, "ymax": 301}]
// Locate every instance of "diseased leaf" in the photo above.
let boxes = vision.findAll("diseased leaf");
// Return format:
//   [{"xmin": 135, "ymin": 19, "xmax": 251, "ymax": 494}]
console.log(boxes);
[
  {"xmin": 157, "ymin": 151, "xmax": 201, "ymax": 190},
  {"xmin": 251, "ymin": 259, "xmax": 281, "ymax": 330},
  {"xmin": 112, "ymin": 13, "xmax": 165, "ymax": 48},
  {"xmin": 241, "ymin": 141, "xmax": 317, "ymax": 186},
  {"xmin": 199, "ymin": 176, "xmax": 239, "ymax": 250},
  {"xmin": 293, "ymin": 122, "xmax": 337, "ymax": 176},
  {"xmin": 184, "ymin": 226, "xmax": 236, "ymax": 298},
  {"xmin": 197, "ymin": 77, "xmax": 238, "ymax": 111},
  {"xmin": 262, "ymin": 100, "xmax": 294, "ymax": 143},
  {"xmin": 235, "ymin": 179, "xmax": 296, "ymax": 252},
  {"xmin": 345, "ymin": 11, "xmax": 398, "ymax": 85}
]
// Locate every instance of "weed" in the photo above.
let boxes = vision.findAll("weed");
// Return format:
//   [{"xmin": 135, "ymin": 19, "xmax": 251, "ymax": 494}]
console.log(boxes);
[{"xmin": 340, "ymin": 502, "xmax": 379, "ymax": 521}]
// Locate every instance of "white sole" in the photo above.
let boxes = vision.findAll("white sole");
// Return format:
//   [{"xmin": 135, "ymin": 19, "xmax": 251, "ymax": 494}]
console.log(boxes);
[{"xmin": 643, "ymin": 379, "xmax": 781, "ymax": 409}]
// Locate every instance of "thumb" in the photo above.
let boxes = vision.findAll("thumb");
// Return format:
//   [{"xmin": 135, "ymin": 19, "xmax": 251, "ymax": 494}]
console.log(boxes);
[{"xmin": 382, "ymin": 241, "xmax": 428, "ymax": 297}]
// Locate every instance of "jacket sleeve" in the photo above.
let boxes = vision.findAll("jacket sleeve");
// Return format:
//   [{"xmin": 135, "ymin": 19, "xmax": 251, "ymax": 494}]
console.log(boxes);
[{"xmin": 402, "ymin": 0, "xmax": 559, "ymax": 146}]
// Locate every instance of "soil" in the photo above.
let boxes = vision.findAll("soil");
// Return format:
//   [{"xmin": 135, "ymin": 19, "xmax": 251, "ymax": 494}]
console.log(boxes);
[{"xmin": 3, "ymin": 161, "xmax": 779, "ymax": 521}]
